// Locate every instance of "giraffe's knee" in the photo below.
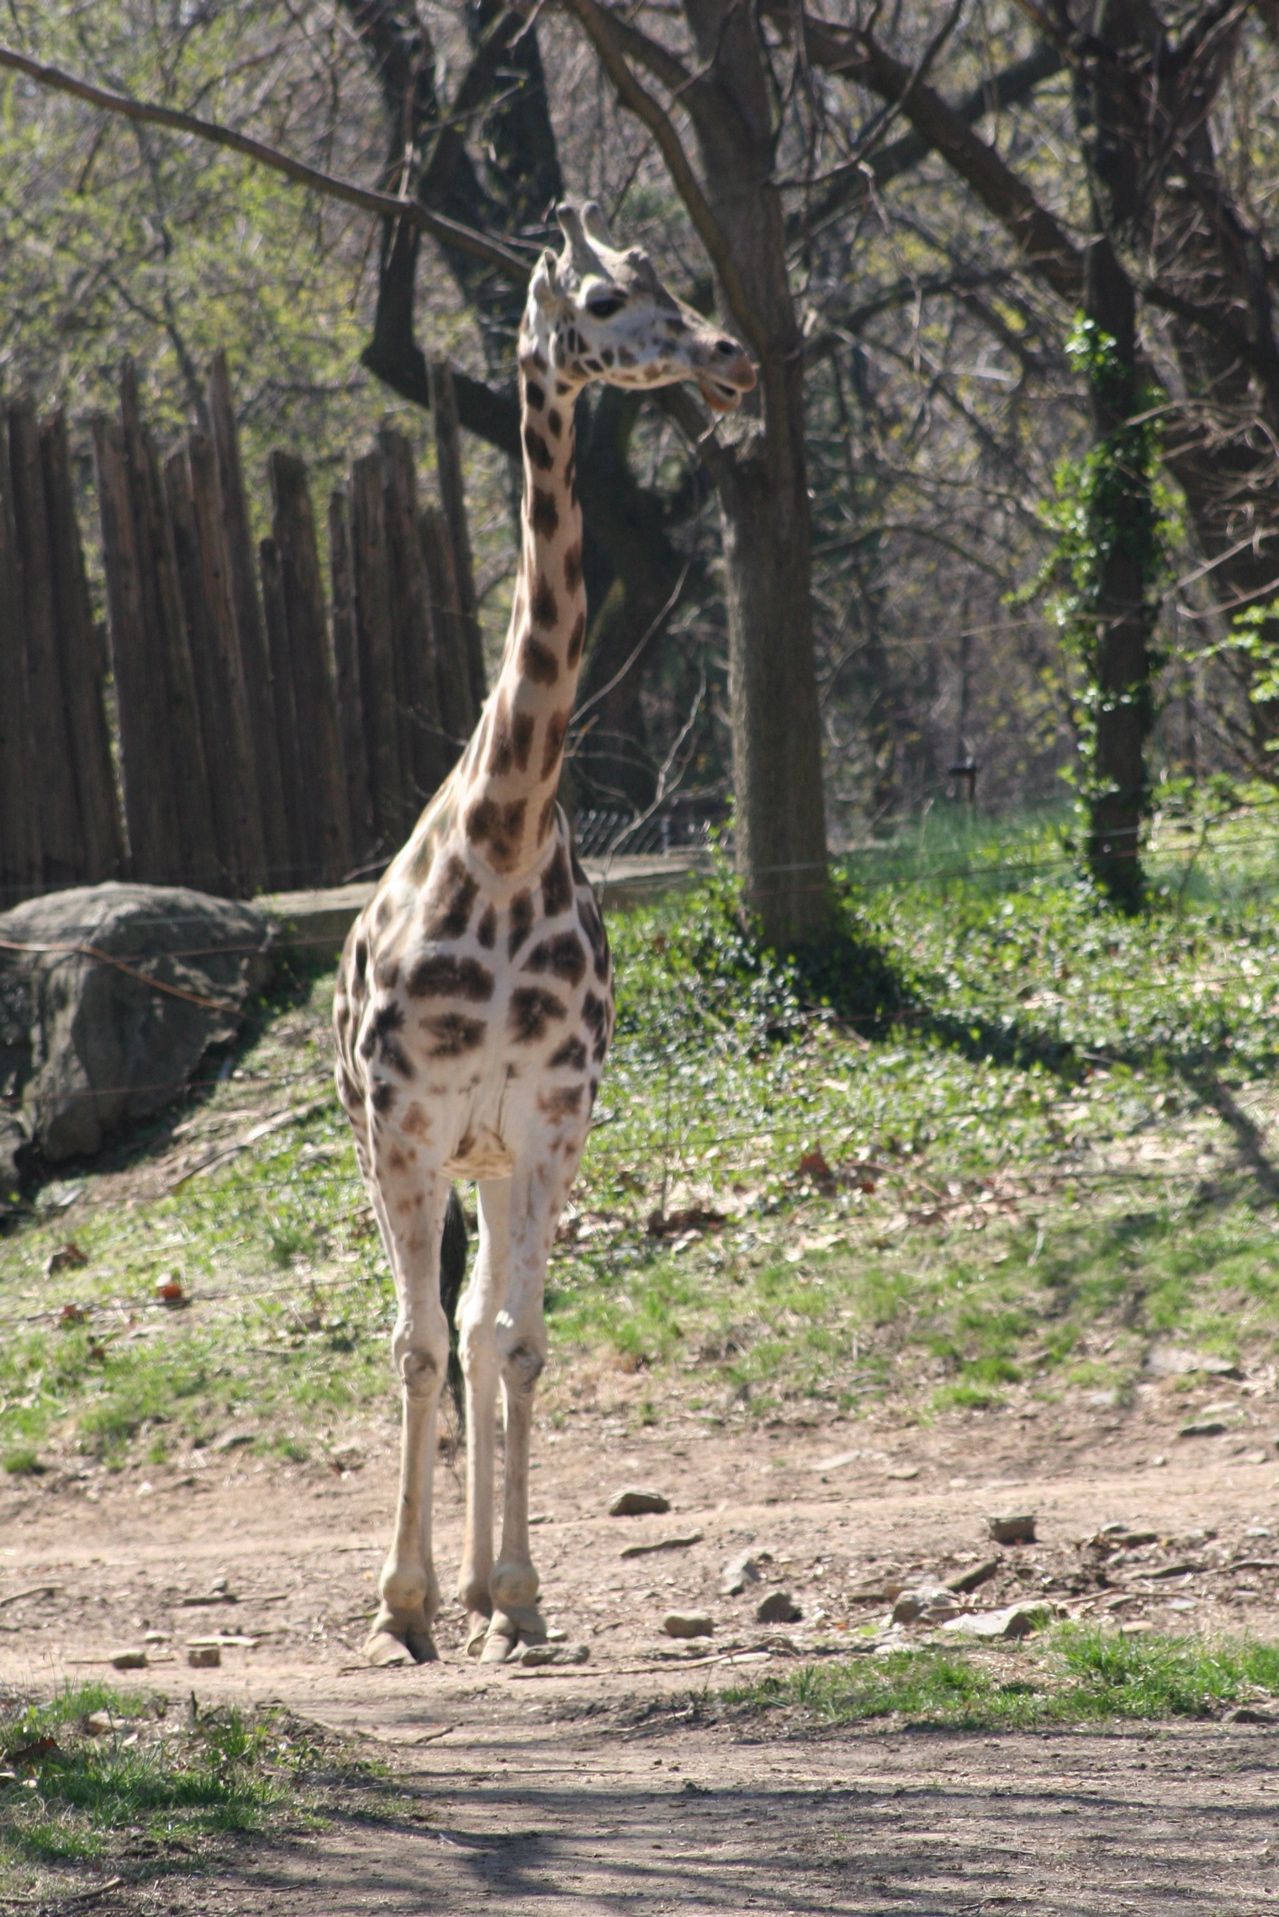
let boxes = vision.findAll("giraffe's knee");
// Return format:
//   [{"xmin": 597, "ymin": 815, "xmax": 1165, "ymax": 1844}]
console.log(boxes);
[
  {"xmin": 392, "ymin": 1324, "xmax": 447, "ymax": 1400},
  {"xmin": 501, "ymin": 1339, "xmax": 545, "ymax": 1394}
]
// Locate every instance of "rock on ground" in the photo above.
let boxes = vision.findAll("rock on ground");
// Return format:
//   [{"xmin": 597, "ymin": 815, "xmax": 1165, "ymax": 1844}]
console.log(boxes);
[{"xmin": 0, "ymin": 883, "xmax": 272, "ymax": 1184}]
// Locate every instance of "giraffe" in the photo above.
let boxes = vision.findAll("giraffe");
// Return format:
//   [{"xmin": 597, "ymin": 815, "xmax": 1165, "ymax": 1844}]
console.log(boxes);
[{"xmin": 333, "ymin": 201, "xmax": 756, "ymax": 1668}]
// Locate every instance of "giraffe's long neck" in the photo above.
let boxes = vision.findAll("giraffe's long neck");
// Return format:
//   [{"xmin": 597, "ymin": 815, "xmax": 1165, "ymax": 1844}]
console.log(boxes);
[{"xmin": 458, "ymin": 334, "xmax": 585, "ymax": 877}]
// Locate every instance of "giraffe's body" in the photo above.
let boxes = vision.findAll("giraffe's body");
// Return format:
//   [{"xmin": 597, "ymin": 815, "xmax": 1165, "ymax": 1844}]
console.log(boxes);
[{"xmin": 334, "ymin": 202, "xmax": 755, "ymax": 1666}]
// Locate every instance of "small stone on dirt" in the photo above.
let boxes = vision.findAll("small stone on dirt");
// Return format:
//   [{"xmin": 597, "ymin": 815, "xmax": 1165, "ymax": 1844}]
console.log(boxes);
[
  {"xmin": 519, "ymin": 1641, "xmax": 590, "ymax": 1666},
  {"xmin": 947, "ymin": 1559, "xmax": 1000, "ymax": 1595},
  {"xmin": 84, "ymin": 1712, "xmax": 115, "ymax": 1736},
  {"xmin": 755, "ymin": 1591, "xmax": 802, "ymax": 1625},
  {"xmin": 188, "ymin": 1645, "xmax": 221, "ymax": 1668},
  {"xmin": 608, "ymin": 1487, "xmax": 670, "ymax": 1516},
  {"xmin": 892, "ymin": 1583, "xmax": 960, "ymax": 1625},
  {"xmin": 1224, "ymin": 1705, "xmax": 1276, "ymax": 1725},
  {"xmin": 662, "ymin": 1611, "xmax": 713, "ymax": 1639},
  {"xmin": 212, "ymin": 1428, "xmax": 255, "ymax": 1453},
  {"xmin": 1178, "ymin": 1420, "xmax": 1227, "ymax": 1438},
  {"xmin": 941, "ymin": 1601, "xmax": 1052, "ymax": 1640},
  {"xmin": 1145, "ymin": 1346, "xmax": 1243, "ymax": 1380},
  {"xmin": 721, "ymin": 1553, "xmax": 762, "ymax": 1596},
  {"xmin": 987, "ymin": 1514, "xmax": 1036, "ymax": 1545},
  {"xmin": 886, "ymin": 1465, "xmax": 920, "ymax": 1481},
  {"xmin": 110, "ymin": 1649, "xmax": 148, "ymax": 1670}
]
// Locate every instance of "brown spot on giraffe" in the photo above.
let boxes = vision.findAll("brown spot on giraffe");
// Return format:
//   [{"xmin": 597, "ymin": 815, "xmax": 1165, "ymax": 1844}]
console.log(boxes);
[
  {"xmin": 421, "ymin": 1012, "xmax": 486, "ymax": 1058},
  {"xmin": 531, "ymin": 575, "xmax": 558, "ymax": 629},
  {"xmin": 509, "ymin": 985, "xmax": 567, "ymax": 1043},
  {"xmin": 405, "ymin": 954, "xmax": 495, "ymax": 1001},
  {"xmin": 522, "ymin": 931, "xmax": 587, "ymax": 987},
  {"xmin": 566, "ymin": 612, "xmax": 586, "ymax": 668},
  {"xmin": 523, "ymin": 426, "xmax": 554, "ymax": 471},
  {"xmin": 520, "ymin": 634, "xmax": 559, "ymax": 685},
  {"xmin": 541, "ymin": 709, "xmax": 570, "ymax": 781},
  {"xmin": 353, "ymin": 938, "xmax": 368, "ymax": 982},
  {"xmin": 401, "ymin": 1101, "xmax": 432, "ymax": 1137},
  {"xmin": 541, "ymin": 843, "xmax": 572, "ymax": 918},
  {"xmin": 371, "ymin": 1079, "xmax": 396, "ymax": 1114},
  {"xmin": 563, "ymin": 542, "xmax": 582, "ymax": 596},
  {"xmin": 578, "ymin": 892, "xmax": 610, "ymax": 981},
  {"xmin": 511, "ymin": 710, "xmax": 535, "ymax": 774},
  {"xmin": 537, "ymin": 793, "xmax": 558, "ymax": 844},
  {"xmin": 508, "ymin": 889, "xmax": 534, "ymax": 958},
  {"xmin": 548, "ymin": 1034, "xmax": 587, "ymax": 1071},
  {"xmin": 465, "ymin": 796, "xmax": 529, "ymax": 872},
  {"xmin": 547, "ymin": 408, "xmax": 563, "ymax": 438},
  {"xmin": 423, "ymin": 854, "xmax": 478, "ymax": 940},
  {"xmin": 531, "ymin": 488, "xmax": 558, "ymax": 540},
  {"xmin": 486, "ymin": 695, "xmax": 515, "ymax": 777},
  {"xmin": 582, "ymin": 989, "xmax": 609, "ymax": 1063},
  {"xmin": 476, "ymin": 904, "xmax": 497, "ymax": 949},
  {"xmin": 538, "ymin": 1085, "xmax": 584, "ymax": 1118},
  {"xmin": 525, "ymin": 379, "xmax": 545, "ymax": 412}
]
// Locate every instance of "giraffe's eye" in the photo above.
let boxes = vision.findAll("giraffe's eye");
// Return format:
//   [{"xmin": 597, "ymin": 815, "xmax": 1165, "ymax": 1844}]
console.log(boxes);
[{"xmin": 586, "ymin": 294, "xmax": 624, "ymax": 320}]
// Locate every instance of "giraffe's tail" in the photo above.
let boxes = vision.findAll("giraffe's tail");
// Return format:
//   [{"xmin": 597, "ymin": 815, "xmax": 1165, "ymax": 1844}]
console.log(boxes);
[{"xmin": 440, "ymin": 1185, "xmax": 468, "ymax": 1431}]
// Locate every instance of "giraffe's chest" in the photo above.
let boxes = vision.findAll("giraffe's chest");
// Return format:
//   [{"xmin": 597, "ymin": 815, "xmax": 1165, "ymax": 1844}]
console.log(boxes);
[{"xmin": 339, "ymin": 832, "xmax": 613, "ymax": 1167}]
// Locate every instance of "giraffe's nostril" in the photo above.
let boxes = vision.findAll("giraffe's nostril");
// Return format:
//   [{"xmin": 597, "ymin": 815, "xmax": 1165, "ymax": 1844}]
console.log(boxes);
[{"xmin": 715, "ymin": 339, "xmax": 739, "ymax": 357}]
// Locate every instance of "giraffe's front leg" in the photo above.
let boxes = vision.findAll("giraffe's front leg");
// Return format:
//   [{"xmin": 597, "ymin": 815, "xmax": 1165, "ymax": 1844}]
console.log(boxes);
[
  {"xmin": 457, "ymin": 1178, "xmax": 508, "ymax": 1656},
  {"xmin": 365, "ymin": 1166, "xmax": 451, "ymax": 1668}
]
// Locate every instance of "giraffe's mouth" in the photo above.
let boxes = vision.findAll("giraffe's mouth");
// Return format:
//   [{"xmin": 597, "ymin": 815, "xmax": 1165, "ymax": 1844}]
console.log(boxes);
[{"xmin": 696, "ymin": 372, "xmax": 750, "ymax": 414}]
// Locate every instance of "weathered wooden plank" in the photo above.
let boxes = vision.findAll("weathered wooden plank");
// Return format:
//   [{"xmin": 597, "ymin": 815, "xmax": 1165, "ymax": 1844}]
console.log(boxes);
[
  {"xmin": 379, "ymin": 428, "xmax": 448, "ymax": 806},
  {"xmin": 0, "ymin": 412, "xmax": 41, "ymax": 901},
  {"xmin": 419, "ymin": 502, "xmax": 474, "ymax": 760},
  {"xmin": 267, "ymin": 451, "xmax": 352, "ymax": 887},
  {"xmin": 257, "ymin": 534, "xmax": 308, "ymax": 881},
  {"xmin": 206, "ymin": 352, "xmax": 290, "ymax": 887},
  {"xmin": 39, "ymin": 412, "xmax": 124, "ymax": 883},
  {"xmin": 8, "ymin": 399, "xmax": 82, "ymax": 888},
  {"xmin": 428, "ymin": 359, "xmax": 486, "ymax": 716},
  {"xmin": 329, "ymin": 488, "xmax": 374, "ymax": 867},
  {"xmin": 119, "ymin": 360, "xmax": 218, "ymax": 889},
  {"xmin": 188, "ymin": 432, "xmax": 267, "ymax": 896},
  {"xmin": 350, "ymin": 451, "xmax": 406, "ymax": 848},
  {"xmin": 91, "ymin": 413, "xmax": 171, "ymax": 880}
]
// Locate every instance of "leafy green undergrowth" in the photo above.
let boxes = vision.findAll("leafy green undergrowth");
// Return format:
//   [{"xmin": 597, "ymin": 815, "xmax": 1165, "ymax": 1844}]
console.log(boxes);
[
  {"xmin": 0, "ymin": 1682, "xmax": 396, "ymax": 1899},
  {"xmin": 4, "ymin": 803, "xmax": 1279, "ymax": 1459},
  {"xmin": 725, "ymin": 1628, "xmax": 1279, "ymax": 1731}
]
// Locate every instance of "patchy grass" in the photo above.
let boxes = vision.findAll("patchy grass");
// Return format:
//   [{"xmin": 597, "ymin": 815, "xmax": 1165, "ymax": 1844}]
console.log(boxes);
[
  {"xmin": 4, "ymin": 804, "xmax": 1279, "ymax": 1459},
  {"xmin": 0, "ymin": 1682, "xmax": 400, "ymax": 1901},
  {"xmin": 724, "ymin": 1628, "xmax": 1279, "ymax": 1730}
]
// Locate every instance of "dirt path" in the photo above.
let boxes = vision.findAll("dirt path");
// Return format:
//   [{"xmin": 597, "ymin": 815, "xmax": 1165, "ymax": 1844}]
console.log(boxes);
[{"xmin": 3, "ymin": 1399, "xmax": 1278, "ymax": 1912}]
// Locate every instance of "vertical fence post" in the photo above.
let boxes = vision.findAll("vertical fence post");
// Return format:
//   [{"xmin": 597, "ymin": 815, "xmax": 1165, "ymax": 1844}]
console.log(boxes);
[
  {"xmin": 351, "ymin": 451, "xmax": 406, "ymax": 847},
  {"xmin": 257, "ymin": 534, "xmax": 309, "ymax": 882},
  {"xmin": 8, "ymin": 400, "xmax": 83, "ymax": 889},
  {"xmin": 39, "ymin": 412, "xmax": 124, "ymax": 884},
  {"xmin": 206, "ymin": 353, "xmax": 290, "ymax": 890},
  {"xmin": 267, "ymin": 451, "xmax": 352, "ymax": 887},
  {"xmin": 379, "ymin": 428, "xmax": 449, "ymax": 807},
  {"xmin": 119, "ymin": 360, "xmax": 218, "ymax": 889},
  {"xmin": 92, "ymin": 413, "xmax": 172, "ymax": 882},
  {"xmin": 429, "ymin": 360, "xmax": 486, "ymax": 715},
  {"xmin": 419, "ymin": 503, "xmax": 475, "ymax": 757},
  {"xmin": 0, "ymin": 412, "xmax": 42, "ymax": 901},
  {"xmin": 329, "ymin": 487, "xmax": 375, "ymax": 868}
]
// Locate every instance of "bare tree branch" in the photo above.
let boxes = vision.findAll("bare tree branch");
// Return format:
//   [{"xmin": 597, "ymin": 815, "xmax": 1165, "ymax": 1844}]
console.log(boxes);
[{"xmin": 0, "ymin": 39, "xmax": 527, "ymax": 283}]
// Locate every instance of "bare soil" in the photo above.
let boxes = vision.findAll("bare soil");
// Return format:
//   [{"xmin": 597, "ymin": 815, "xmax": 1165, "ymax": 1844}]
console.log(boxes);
[{"xmin": 3, "ymin": 1387, "xmax": 1278, "ymax": 1913}]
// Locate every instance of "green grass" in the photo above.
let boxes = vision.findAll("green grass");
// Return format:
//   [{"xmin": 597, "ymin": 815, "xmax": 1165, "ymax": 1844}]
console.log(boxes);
[
  {"xmin": 4, "ymin": 801, "xmax": 1279, "ymax": 1455},
  {"xmin": 0, "ymin": 1682, "xmax": 397, "ymax": 1900},
  {"xmin": 725, "ymin": 1628, "xmax": 1279, "ymax": 1730}
]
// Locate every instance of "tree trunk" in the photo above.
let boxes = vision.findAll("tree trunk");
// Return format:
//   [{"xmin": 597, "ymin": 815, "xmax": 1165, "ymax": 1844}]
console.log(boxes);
[{"xmin": 678, "ymin": 0, "xmax": 828, "ymax": 944}]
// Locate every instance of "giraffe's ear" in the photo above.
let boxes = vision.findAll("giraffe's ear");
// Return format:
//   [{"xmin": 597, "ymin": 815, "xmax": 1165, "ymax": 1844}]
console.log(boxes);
[{"xmin": 531, "ymin": 250, "xmax": 560, "ymax": 313}]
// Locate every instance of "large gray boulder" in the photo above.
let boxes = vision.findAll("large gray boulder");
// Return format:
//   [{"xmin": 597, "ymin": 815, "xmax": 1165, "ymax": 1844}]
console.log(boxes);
[{"xmin": 0, "ymin": 883, "xmax": 273, "ymax": 1196}]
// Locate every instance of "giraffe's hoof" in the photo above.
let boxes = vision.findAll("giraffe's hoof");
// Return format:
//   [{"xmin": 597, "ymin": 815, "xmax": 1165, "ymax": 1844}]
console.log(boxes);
[
  {"xmin": 465, "ymin": 1611, "xmax": 491, "ymax": 1658},
  {"xmin": 364, "ymin": 1625, "xmax": 438, "ymax": 1667},
  {"xmin": 480, "ymin": 1605, "xmax": 547, "ymax": 1664},
  {"xmin": 365, "ymin": 1629, "xmax": 412, "ymax": 1667}
]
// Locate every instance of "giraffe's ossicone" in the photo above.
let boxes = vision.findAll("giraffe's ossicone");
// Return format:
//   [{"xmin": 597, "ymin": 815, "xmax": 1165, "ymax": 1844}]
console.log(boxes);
[{"xmin": 333, "ymin": 201, "xmax": 756, "ymax": 1667}]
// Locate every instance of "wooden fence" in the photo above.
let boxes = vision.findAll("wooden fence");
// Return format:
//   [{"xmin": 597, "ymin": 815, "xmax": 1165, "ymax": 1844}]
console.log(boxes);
[{"xmin": 0, "ymin": 351, "xmax": 486, "ymax": 905}]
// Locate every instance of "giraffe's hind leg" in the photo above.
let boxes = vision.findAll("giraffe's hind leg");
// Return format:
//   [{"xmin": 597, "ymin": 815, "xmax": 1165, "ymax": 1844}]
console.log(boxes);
[{"xmin": 364, "ymin": 1153, "xmax": 451, "ymax": 1668}]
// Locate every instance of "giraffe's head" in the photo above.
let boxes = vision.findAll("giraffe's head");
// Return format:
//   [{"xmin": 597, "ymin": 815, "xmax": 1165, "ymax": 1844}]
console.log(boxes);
[{"xmin": 523, "ymin": 201, "xmax": 757, "ymax": 414}]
